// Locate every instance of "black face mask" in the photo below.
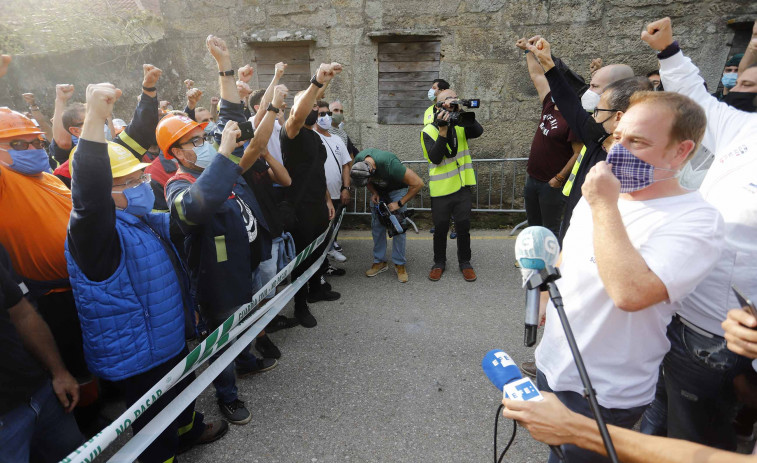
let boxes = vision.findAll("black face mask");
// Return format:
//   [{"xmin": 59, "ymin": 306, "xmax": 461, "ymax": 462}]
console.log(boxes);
[
  {"xmin": 305, "ymin": 109, "xmax": 318, "ymax": 126},
  {"xmin": 722, "ymin": 91, "xmax": 757, "ymax": 113}
]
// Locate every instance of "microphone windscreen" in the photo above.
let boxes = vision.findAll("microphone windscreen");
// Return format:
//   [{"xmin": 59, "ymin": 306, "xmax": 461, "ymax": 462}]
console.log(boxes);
[
  {"xmin": 514, "ymin": 226, "xmax": 559, "ymax": 271},
  {"xmin": 482, "ymin": 349, "xmax": 523, "ymax": 391}
]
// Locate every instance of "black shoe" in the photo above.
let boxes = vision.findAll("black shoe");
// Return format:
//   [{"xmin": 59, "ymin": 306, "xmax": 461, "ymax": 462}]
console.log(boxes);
[
  {"xmin": 255, "ymin": 334, "xmax": 281, "ymax": 359},
  {"xmin": 307, "ymin": 289, "xmax": 341, "ymax": 303},
  {"xmin": 317, "ymin": 276, "xmax": 332, "ymax": 292},
  {"xmin": 295, "ymin": 305, "xmax": 317, "ymax": 328},
  {"xmin": 237, "ymin": 357, "xmax": 278, "ymax": 378},
  {"xmin": 218, "ymin": 399, "xmax": 251, "ymax": 425},
  {"xmin": 265, "ymin": 315, "xmax": 298, "ymax": 333},
  {"xmin": 326, "ymin": 264, "xmax": 346, "ymax": 276}
]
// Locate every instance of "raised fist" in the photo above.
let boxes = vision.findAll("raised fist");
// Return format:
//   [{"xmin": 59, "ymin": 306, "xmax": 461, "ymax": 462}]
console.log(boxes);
[
  {"xmin": 210, "ymin": 96, "xmax": 220, "ymax": 106},
  {"xmin": 206, "ymin": 35, "xmax": 230, "ymax": 61},
  {"xmin": 236, "ymin": 80, "xmax": 252, "ymax": 99},
  {"xmin": 330, "ymin": 62, "xmax": 343, "ymax": 76},
  {"xmin": 0, "ymin": 55, "xmax": 10, "ymax": 79},
  {"xmin": 56, "ymin": 84, "xmax": 75, "ymax": 102},
  {"xmin": 159, "ymin": 100, "xmax": 172, "ymax": 111},
  {"xmin": 218, "ymin": 120, "xmax": 241, "ymax": 156},
  {"xmin": 184, "ymin": 79, "xmax": 195, "ymax": 90},
  {"xmin": 515, "ymin": 38, "xmax": 528, "ymax": 51},
  {"xmin": 86, "ymin": 83, "xmax": 122, "ymax": 121},
  {"xmin": 187, "ymin": 88, "xmax": 203, "ymax": 108},
  {"xmin": 142, "ymin": 64, "xmax": 162, "ymax": 89},
  {"xmin": 272, "ymin": 84, "xmax": 288, "ymax": 108},
  {"xmin": 22, "ymin": 93, "xmax": 36, "ymax": 106},
  {"xmin": 641, "ymin": 17, "xmax": 674, "ymax": 52},
  {"xmin": 238, "ymin": 64, "xmax": 254, "ymax": 83},
  {"xmin": 275, "ymin": 62, "xmax": 287, "ymax": 78},
  {"xmin": 525, "ymin": 37, "xmax": 552, "ymax": 68},
  {"xmin": 590, "ymin": 58, "xmax": 603, "ymax": 76}
]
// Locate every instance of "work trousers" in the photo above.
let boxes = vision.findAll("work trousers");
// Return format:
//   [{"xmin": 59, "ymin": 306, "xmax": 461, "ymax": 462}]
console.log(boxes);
[{"xmin": 430, "ymin": 187, "xmax": 472, "ymax": 269}]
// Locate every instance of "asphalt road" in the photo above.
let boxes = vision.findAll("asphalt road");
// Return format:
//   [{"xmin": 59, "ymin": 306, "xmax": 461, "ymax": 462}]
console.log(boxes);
[{"xmin": 106, "ymin": 228, "xmax": 550, "ymax": 462}]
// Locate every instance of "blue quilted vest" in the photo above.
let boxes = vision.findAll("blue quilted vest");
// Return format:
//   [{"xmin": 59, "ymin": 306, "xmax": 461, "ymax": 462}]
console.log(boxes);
[{"xmin": 65, "ymin": 210, "xmax": 186, "ymax": 381}]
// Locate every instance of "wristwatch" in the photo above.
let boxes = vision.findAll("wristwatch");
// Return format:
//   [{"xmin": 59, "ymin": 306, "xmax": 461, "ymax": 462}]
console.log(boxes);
[
  {"xmin": 397, "ymin": 199, "xmax": 403, "ymax": 208},
  {"xmin": 142, "ymin": 86, "xmax": 157, "ymax": 92},
  {"xmin": 340, "ymin": 185, "xmax": 350, "ymax": 192},
  {"xmin": 267, "ymin": 103, "xmax": 280, "ymax": 114},
  {"xmin": 310, "ymin": 75, "xmax": 324, "ymax": 88},
  {"xmin": 218, "ymin": 69, "xmax": 235, "ymax": 77}
]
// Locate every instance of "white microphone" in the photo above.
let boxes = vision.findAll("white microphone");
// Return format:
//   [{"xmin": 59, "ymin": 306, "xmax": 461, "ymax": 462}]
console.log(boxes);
[{"xmin": 514, "ymin": 227, "xmax": 560, "ymax": 347}]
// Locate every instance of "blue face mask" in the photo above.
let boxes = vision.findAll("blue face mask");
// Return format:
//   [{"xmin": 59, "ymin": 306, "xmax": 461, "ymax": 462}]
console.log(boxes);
[
  {"xmin": 114, "ymin": 182, "xmax": 155, "ymax": 216},
  {"xmin": 193, "ymin": 142, "xmax": 218, "ymax": 169},
  {"xmin": 7, "ymin": 148, "xmax": 51, "ymax": 175},
  {"xmin": 71, "ymin": 135, "xmax": 79, "ymax": 145},
  {"xmin": 722, "ymin": 72, "xmax": 738, "ymax": 89},
  {"xmin": 203, "ymin": 121, "xmax": 217, "ymax": 135}
]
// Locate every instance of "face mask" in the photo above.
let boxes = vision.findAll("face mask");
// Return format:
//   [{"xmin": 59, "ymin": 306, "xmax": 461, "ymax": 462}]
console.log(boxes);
[
  {"xmin": 428, "ymin": 88, "xmax": 436, "ymax": 101},
  {"xmin": 317, "ymin": 114, "xmax": 332, "ymax": 130},
  {"xmin": 71, "ymin": 135, "xmax": 79, "ymax": 145},
  {"xmin": 581, "ymin": 89, "xmax": 601, "ymax": 112},
  {"xmin": 721, "ymin": 72, "xmax": 738, "ymax": 89},
  {"xmin": 6, "ymin": 148, "xmax": 51, "ymax": 175},
  {"xmin": 305, "ymin": 109, "xmax": 318, "ymax": 126},
  {"xmin": 332, "ymin": 113, "xmax": 344, "ymax": 125},
  {"xmin": 114, "ymin": 182, "xmax": 155, "ymax": 216},
  {"xmin": 606, "ymin": 143, "xmax": 680, "ymax": 193},
  {"xmin": 722, "ymin": 91, "xmax": 757, "ymax": 112},
  {"xmin": 193, "ymin": 142, "xmax": 218, "ymax": 169},
  {"xmin": 204, "ymin": 121, "xmax": 217, "ymax": 135}
]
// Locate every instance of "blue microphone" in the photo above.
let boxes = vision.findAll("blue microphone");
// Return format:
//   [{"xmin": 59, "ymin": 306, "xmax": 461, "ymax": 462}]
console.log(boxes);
[{"xmin": 482, "ymin": 349, "xmax": 543, "ymax": 401}]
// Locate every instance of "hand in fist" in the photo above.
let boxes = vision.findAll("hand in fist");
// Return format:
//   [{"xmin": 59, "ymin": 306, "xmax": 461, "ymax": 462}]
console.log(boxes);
[
  {"xmin": 184, "ymin": 79, "xmax": 195, "ymax": 90},
  {"xmin": 206, "ymin": 35, "xmax": 230, "ymax": 61},
  {"xmin": 187, "ymin": 88, "xmax": 203, "ymax": 109},
  {"xmin": 236, "ymin": 80, "xmax": 252, "ymax": 99},
  {"xmin": 0, "ymin": 55, "xmax": 11, "ymax": 79},
  {"xmin": 22, "ymin": 93, "xmax": 36, "ymax": 106},
  {"xmin": 275, "ymin": 62, "xmax": 287, "ymax": 78},
  {"xmin": 86, "ymin": 83, "xmax": 122, "ymax": 121},
  {"xmin": 142, "ymin": 64, "xmax": 162, "ymax": 89},
  {"xmin": 56, "ymin": 84, "xmax": 75, "ymax": 103},
  {"xmin": 641, "ymin": 17, "xmax": 674, "ymax": 52},
  {"xmin": 238, "ymin": 64, "xmax": 254, "ymax": 83},
  {"xmin": 272, "ymin": 84, "xmax": 288, "ymax": 108}
]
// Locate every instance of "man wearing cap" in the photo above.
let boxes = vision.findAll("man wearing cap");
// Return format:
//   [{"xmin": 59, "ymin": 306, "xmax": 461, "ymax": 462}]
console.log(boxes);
[
  {"xmin": 66, "ymin": 82, "xmax": 227, "ymax": 463},
  {"xmin": 352, "ymin": 149, "xmax": 424, "ymax": 283},
  {"xmin": 714, "ymin": 54, "xmax": 743, "ymax": 101}
]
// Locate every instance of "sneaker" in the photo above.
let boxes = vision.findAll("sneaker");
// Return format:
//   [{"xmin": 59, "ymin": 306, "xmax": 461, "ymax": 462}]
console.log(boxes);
[
  {"xmin": 326, "ymin": 264, "xmax": 346, "ymax": 277},
  {"xmin": 255, "ymin": 334, "xmax": 281, "ymax": 359},
  {"xmin": 218, "ymin": 399, "xmax": 252, "ymax": 425},
  {"xmin": 395, "ymin": 264, "xmax": 409, "ymax": 283},
  {"xmin": 317, "ymin": 276, "xmax": 332, "ymax": 292},
  {"xmin": 333, "ymin": 241, "xmax": 343, "ymax": 252},
  {"xmin": 307, "ymin": 289, "xmax": 341, "ymax": 303},
  {"xmin": 265, "ymin": 315, "xmax": 298, "ymax": 333},
  {"xmin": 328, "ymin": 249, "xmax": 347, "ymax": 263},
  {"xmin": 365, "ymin": 262, "xmax": 388, "ymax": 277},
  {"xmin": 237, "ymin": 357, "xmax": 278, "ymax": 378},
  {"xmin": 295, "ymin": 305, "xmax": 317, "ymax": 328},
  {"xmin": 450, "ymin": 222, "xmax": 457, "ymax": 240},
  {"xmin": 520, "ymin": 361, "xmax": 537, "ymax": 379}
]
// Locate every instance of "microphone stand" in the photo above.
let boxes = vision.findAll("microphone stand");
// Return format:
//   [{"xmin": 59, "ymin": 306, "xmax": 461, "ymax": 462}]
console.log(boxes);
[{"xmin": 527, "ymin": 265, "xmax": 620, "ymax": 463}]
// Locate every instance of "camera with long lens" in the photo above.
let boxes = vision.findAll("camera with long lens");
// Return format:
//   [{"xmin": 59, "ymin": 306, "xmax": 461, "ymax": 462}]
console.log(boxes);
[
  {"xmin": 435, "ymin": 98, "xmax": 481, "ymax": 127},
  {"xmin": 374, "ymin": 201, "xmax": 419, "ymax": 237}
]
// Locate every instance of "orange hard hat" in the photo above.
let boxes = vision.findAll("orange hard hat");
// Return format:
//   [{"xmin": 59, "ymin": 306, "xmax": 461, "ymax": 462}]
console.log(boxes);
[
  {"xmin": 155, "ymin": 114, "xmax": 207, "ymax": 159},
  {"xmin": 0, "ymin": 107, "xmax": 44, "ymax": 140}
]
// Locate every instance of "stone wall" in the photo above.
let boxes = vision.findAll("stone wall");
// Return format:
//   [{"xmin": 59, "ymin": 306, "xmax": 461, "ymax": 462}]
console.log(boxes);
[{"xmin": 1, "ymin": 0, "xmax": 755, "ymax": 162}]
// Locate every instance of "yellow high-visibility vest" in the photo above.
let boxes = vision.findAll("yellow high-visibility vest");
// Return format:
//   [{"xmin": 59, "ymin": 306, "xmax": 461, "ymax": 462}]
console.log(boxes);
[
  {"xmin": 420, "ymin": 124, "xmax": 476, "ymax": 197},
  {"xmin": 562, "ymin": 145, "xmax": 587, "ymax": 196},
  {"xmin": 423, "ymin": 105, "xmax": 435, "ymax": 125}
]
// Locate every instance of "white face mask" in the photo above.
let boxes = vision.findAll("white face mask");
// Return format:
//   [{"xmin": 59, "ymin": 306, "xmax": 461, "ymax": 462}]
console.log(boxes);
[
  {"xmin": 317, "ymin": 114, "xmax": 332, "ymax": 130},
  {"xmin": 427, "ymin": 88, "xmax": 436, "ymax": 101},
  {"xmin": 581, "ymin": 89, "xmax": 602, "ymax": 112}
]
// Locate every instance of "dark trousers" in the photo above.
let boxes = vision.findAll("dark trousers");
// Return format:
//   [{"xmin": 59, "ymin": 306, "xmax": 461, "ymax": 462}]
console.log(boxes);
[
  {"xmin": 524, "ymin": 175, "xmax": 566, "ymax": 238},
  {"xmin": 536, "ymin": 370, "xmax": 647, "ymax": 463},
  {"xmin": 35, "ymin": 291, "xmax": 89, "ymax": 380},
  {"xmin": 430, "ymin": 187, "xmax": 472, "ymax": 268},
  {"xmin": 292, "ymin": 201, "xmax": 330, "ymax": 306},
  {"xmin": 640, "ymin": 316, "xmax": 751, "ymax": 450},
  {"xmin": 114, "ymin": 346, "xmax": 204, "ymax": 463}
]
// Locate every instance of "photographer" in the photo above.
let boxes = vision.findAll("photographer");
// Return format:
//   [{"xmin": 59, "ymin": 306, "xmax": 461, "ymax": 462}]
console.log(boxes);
[
  {"xmin": 420, "ymin": 89, "xmax": 483, "ymax": 282},
  {"xmin": 351, "ymin": 148, "xmax": 424, "ymax": 283}
]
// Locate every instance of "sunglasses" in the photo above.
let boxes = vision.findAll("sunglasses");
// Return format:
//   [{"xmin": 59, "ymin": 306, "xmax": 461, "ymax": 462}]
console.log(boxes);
[
  {"xmin": 3, "ymin": 139, "xmax": 44, "ymax": 150},
  {"xmin": 318, "ymin": 111, "xmax": 333, "ymax": 117}
]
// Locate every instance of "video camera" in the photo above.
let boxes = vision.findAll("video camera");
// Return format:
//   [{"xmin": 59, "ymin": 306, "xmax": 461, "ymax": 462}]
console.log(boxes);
[
  {"xmin": 435, "ymin": 98, "xmax": 480, "ymax": 127},
  {"xmin": 374, "ymin": 201, "xmax": 419, "ymax": 237}
]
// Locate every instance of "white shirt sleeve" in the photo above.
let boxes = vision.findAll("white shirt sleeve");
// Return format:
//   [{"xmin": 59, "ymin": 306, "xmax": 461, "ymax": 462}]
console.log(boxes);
[
  {"xmin": 639, "ymin": 206, "xmax": 725, "ymax": 304},
  {"xmin": 659, "ymin": 50, "xmax": 754, "ymax": 157}
]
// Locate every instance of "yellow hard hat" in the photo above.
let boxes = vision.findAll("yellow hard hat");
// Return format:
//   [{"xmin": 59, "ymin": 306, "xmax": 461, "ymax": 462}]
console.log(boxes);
[{"xmin": 69, "ymin": 142, "xmax": 151, "ymax": 178}]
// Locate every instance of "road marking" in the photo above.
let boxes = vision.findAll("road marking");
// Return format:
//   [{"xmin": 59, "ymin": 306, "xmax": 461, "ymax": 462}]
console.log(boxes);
[{"xmin": 338, "ymin": 235, "xmax": 516, "ymax": 241}]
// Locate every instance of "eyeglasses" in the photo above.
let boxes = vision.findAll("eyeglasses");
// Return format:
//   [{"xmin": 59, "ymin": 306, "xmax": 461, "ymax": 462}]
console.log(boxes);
[
  {"xmin": 113, "ymin": 173, "xmax": 151, "ymax": 189},
  {"xmin": 180, "ymin": 134, "xmax": 210, "ymax": 148},
  {"xmin": 318, "ymin": 111, "xmax": 332, "ymax": 117},
  {"xmin": 3, "ymin": 139, "xmax": 44, "ymax": 150},
  {"xmin": 593, "ymin": 108, "xmax": 620, "ymax": 118}
]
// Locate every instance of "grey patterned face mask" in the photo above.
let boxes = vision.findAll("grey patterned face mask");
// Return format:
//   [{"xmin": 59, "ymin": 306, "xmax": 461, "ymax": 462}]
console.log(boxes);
[{"xmin": 606, "ymin": 143, "xmax": 679, "ymax": 193}]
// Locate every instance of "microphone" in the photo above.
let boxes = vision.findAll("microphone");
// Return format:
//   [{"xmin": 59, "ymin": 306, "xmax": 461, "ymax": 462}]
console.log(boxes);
[
  {"xmin": 514, "ymin": 227, "xmax": 560, "ymax": 347},
  {"xmin": 482, "ymin": 349, "xmax": 543, "ymax": 402}
]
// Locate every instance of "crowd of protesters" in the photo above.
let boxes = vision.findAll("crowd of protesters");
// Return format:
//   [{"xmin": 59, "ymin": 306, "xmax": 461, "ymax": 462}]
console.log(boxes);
[{"xmin": 0, "ymin": 13, "xmax": 756, "ymax": 463}]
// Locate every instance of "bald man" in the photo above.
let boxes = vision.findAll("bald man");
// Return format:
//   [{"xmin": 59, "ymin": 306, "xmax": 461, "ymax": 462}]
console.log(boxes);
[{"xmin": 581, "ymin": 64, "xmax": 635, "ymax": 112}]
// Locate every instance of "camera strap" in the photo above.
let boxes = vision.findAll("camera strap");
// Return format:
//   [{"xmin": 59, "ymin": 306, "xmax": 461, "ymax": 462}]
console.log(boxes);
[{"xmin": 322, "ymin": 135, "xmax": 342, "ymax": 175}]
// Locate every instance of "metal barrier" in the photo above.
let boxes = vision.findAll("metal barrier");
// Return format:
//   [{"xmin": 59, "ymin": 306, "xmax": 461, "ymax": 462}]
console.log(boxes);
[{"xmin": 345, "ymin": 158, "xmax": 528, "ymax": 215}]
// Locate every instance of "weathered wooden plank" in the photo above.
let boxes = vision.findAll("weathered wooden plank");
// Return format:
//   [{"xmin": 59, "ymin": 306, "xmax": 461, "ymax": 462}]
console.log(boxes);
[
  {"xmin": 378, "ymin": 41, "xmax": 441, "ymax": 54},
  {"xmin": 379, "ymin": 80, "xmax": 436, "ymax": 91},
  {"xmin": 378, "ymin": 100, "xmax": 432, "ymax": 109},
  {"xmin": 377, "ymin": 52, "xmax": 440, "ymax": 62},
  {"xmin": 255, "ymin": 63, "xmax": 311, "ymax": 74},
  {"xmin": 379, "ymin": 90, "xmax": 428, "ymax": 101},
  {"xmin": 379, "ymin": 61, "xmax": 440, "ymax": 72},
  {"xmin": 378, "ymin": 71, "xmax": 439, "ymax": 81},
  {"xmin": 378, "ymin": 108, "xmax": 425, "ymax": 125},
  {"xmin": 253, "ymin": 46, "xmax": 309, "ymax": 60}
]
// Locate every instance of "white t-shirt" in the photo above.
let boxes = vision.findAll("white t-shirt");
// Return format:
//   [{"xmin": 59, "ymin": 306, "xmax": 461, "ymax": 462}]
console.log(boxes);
[
  {"xmin": 535, "ymin": 192, "xmax": 724, "ymax": 409},
  {"xmin": 318, "ymin": 132, "xmax": 351, "ymax": 200},
  {"xmin": 660, "ymin": 50, "xmax": 757, "ymax": 335},
  {"xmin": 250, "ymin": 117, "xmax": 283, "ymax": 166}
]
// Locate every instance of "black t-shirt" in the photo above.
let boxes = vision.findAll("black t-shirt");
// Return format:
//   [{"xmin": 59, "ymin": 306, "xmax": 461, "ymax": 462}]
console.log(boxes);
[
  {"xmin": 0, "ymin": 247, "xmax": 48, "ymax": 415},
  {"xmin": 280, "ymin": 127, "xmax": 327, "ymax": 203},
  {"xmin": 242, "ymin": 159, "xmax": 284, "ymax": 238}
]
